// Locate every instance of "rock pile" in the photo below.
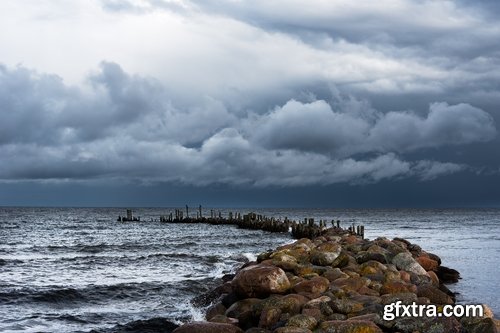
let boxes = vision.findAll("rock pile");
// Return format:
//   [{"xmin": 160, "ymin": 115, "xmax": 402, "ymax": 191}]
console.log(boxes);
[{"xmin": 174, "ymin": 227, "xmax": 498, "ymax": 333}]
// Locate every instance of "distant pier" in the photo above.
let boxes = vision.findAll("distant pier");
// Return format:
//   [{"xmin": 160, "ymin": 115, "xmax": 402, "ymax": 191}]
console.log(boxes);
[{"xmin": 119, "ymin": 207, "xmax": 365, "ymax": 239}]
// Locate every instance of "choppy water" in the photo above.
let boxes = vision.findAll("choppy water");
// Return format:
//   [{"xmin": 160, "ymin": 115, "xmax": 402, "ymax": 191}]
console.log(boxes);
[{"xmin": 0, "ymin": 207, "xmax": 498, "ymax": 332}]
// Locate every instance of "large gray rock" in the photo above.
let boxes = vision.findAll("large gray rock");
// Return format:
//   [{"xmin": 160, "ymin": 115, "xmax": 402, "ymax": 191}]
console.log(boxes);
[{"xmin": 391, "ymin": 252, "xmax": 428, "ymax": 276}]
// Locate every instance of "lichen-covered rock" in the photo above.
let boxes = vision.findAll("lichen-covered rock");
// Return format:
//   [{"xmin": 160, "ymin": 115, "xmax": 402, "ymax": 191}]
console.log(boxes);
[
  {"xmin": 355, "ymin": 251, "xmax": 387, "ymax": 264},
  {"xmin": 420, "ymin": 316, "xmax": 462, "ymax": 333},
  {"xmin": 460, "ymin": 317, "xmax": 498, "ymax": 333},
  {"xmin": 256, "ymin": 294, "xmax": 307, "ymax": 316},
  {"xmin": 258, "ymin": 307, "xmax": 281, "ymax": 329},
  {"xmin": 304, "ymin": 296, "xmax": 331, "ymax": 309},
  {"xmin": 332, "ymin": 276, "xmax": 369, "ymax": 293},
  {"xmin": 286, "ymin": 314, "xmax": 318, "ymax": 330},
  {"xmin": 232, "ymin": 264, "xmax": 291, "ymax": 298},
  {"xmin": 274, "ymin": 327, "xmax": 312, "ymax": 333},
  {"xmin": 226, "ymin": 298, "xmax": 262, "ymax": 319},
  {"xmin": 391, "ymin": 252, "xmax": 428, "ymax": 276},
  {"xmin": 359, "ymin": 260, "xmax": 387, "ymax": 276},
  {"xmin": 380, "ymin": 292, "xmax": 418, "ymax": 305},
  {"xmin": 330, "ymin": 251, "xmax": 351, "ymax": 268},
  {"xmin": 322, "ymin": 268, "xmax": 349, "ymax": 282},
  {"xmin": 427, "ymin": 271, "xmax": 440, "ymax": 286},
  {"xmin": 246, "ymin": 328, "xmax": 272, "ymax": 333},
  {"xmin": 380, "ymin": 280, "xmax": 416, "ymax": 295},
  {"xmin": 292, "ymin": 276, "xmax": 330, "ymax": 294},
  {"xmin": 269, "ymin": 252, "xmax": 300, "ymax": 271},
  {"xmin": 317, "ymin": 319, "xmax": 383, "ymax": 333},
  {"xmin": 310, "ymin": 250, "xmax": 341, "ymax": 266},
  {"xmin": 329, "ymin": 298, "xmax": 364, "ymax": 315},
  {"xmin": 416, "ymin": 284, "xmax": 454, "ymax": 305},
  {"xmin": 173, "ymin": 321, "xmax": 244, "ymax": 333},
  {"xmin": 416, "ymin": 256, "xmax": 439, "ymax": 271}
]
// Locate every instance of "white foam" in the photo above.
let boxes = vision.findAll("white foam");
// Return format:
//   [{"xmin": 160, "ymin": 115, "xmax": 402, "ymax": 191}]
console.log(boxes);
[{"xmin": 241, "ymin": 252, "xmax": 257, "ymax": 262}]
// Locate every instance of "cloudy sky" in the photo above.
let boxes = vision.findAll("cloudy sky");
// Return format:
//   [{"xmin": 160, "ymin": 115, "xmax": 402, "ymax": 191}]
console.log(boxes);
[{"xmin": 0, "ymin": 0, "xmax": 499, "ymax": 207}]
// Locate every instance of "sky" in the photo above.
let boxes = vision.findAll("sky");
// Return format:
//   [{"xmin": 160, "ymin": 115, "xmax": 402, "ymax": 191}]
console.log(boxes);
[{"xmin": 0, "ymin": 0, "xmax": 499, "ymax": 207}]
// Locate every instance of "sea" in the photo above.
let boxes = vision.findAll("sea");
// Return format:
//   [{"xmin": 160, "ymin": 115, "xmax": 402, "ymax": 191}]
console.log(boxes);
[{"xmin": 0, "ymin": 207, "xmax": 498, "ymax": 332}]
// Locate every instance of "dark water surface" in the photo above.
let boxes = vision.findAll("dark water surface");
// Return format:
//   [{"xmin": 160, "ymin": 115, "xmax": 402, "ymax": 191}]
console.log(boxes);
[{"xmin": 0, "ymin": 207, "xmax": 498, "ymax": 332}]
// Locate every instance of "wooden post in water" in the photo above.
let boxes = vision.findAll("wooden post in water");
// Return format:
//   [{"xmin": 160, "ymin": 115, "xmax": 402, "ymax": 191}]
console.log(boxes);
[
  {"xmin": 337, "ymin": 220, "xmax": 340, "ymax": 228},
  {"xmin": 185, "ymin": 205, "xmax": 189, "ymax": 218},
  {"xmin": 199, "ymin": 205, "xmax": 202, "ymax": 218},
  {"xmin": 360, "ymin": 225, "xmax": 365, "ymax": 239}
]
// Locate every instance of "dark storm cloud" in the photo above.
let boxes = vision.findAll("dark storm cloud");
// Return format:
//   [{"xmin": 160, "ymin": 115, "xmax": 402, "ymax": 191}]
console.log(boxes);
[
  {"xmin": 0, "ymin": 62, "xmax": 495, "ymax": 186},
  {"xmin": 249, "ymin": 99, "xmax": 495, "ymax": 155},
  {"xmin": 1, "ymin": 0, "xmax": 499, "ymax": 197}
]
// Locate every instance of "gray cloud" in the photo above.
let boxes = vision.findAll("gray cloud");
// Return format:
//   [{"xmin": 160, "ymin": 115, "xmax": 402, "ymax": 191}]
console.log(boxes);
[
  {"xmin": 412, "ymin": 160, "xmax": 467, "ymax": 181},
  {"xmin": 101, "ymin": 0, "xmax": 187, "ymax": 13},
  {"xmin": 91, "ymin": 0, "xmax": 500, "ymax": 111},
  {"xmin": 250, "ymin": 99, "xmax": 496, "ymax": 156},
  {"xmin": 0, "ymin": 62, "xmax": 492, "ymax": 186}
]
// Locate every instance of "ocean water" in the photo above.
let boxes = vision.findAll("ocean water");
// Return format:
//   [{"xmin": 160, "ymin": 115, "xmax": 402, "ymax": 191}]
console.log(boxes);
[{"xmin": 0, "ymin": 207, "xmax": 498, "ymax": 332}]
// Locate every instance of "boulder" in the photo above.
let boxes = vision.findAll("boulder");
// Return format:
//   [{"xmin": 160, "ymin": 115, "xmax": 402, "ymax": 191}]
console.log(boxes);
[
  {"xmin": 258, "ymin": 307, "xmax": 281, "ymax": 329},
  {"xmin": 232, "ymin": 264, "xmax": 291, "ymax": 298},
  {"xmin": 317, "ymin": 320, "xmax": 383, "ymax": 333},
  {"xmin": 329, "ymin": 298, "xmax": 364, "ymax": 315},
  {"xmin": 460, "ymin": 317, "xmax": 498, "ymax": 333},
  {"xmin": 391, "ymin": 252, "xmax": 428, "ymax": 276},
  {"xmin": 293, "ymin": 276, "xmax": 330, "ymax": 295},
  {"xmin": 322, "ymin": 268, "xmax": 349, "ymax": 282},
  {"xmin": 310, "ymin": 250, "xmax": 341, "ymax": 266},
  {"xmin": 380, "ymin": 280, "xmax": 416, "ymax": 295},
  {"xmin": 332, "ymin": 277, "xmax": 369, "ymax": 293},
  {"xmin": 436, "ymin": 266, "xmax": 460, "ymax": 283},
  {"xmin": 256, "ymin": 294, "xmax": 308, "ymax": 316},
  {"xmin": 246, "ymin": 328, "xmax": 272, "ymax": 333},
  {"xmin": 416, "ymin": 284, "xmax": 454, "ymax": 305},
  {"xmin": 286, "ymin": 314, "xmax": 318, "ymax": 330},
  {"xmin": 226, "ymin": 298, "xmax": 262, "ymax": 319},
  {"xmin": 206, "ymin": 302, "xmax": 227, "ymax": 320},
  {"xmin": 355, "ymin": 251, "xmax": 387, "ymax": 264},
  {"xmin": 416, "ymin": 256, "xmax": 439, "ymax": 271},
  {"xmin": 274, "ymin": 327, "xmax": 312, "ymax": 333}
]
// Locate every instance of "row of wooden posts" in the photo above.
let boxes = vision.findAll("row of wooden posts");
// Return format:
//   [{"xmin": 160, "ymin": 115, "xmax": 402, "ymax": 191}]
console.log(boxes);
[{"xmin": 122, "ymin": 206, "xmax": 366, "ymax": 240}]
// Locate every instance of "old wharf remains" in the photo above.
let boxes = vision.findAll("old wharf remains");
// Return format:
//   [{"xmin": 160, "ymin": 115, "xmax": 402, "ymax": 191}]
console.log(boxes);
[{"xmin": 118, "ymin": 206, "xmax": 365, "ymax": 240}]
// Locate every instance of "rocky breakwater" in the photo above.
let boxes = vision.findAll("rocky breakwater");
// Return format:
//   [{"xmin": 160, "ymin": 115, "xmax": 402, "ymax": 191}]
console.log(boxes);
[{"xmin": 174, "ymin": 227, "xmax": 499, "ymax": 333}]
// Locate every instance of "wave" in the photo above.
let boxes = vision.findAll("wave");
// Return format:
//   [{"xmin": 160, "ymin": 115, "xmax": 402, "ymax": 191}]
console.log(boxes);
[
  {"xmin": 0, "ymin": 258, "xmax": 23, "ymax": 266},
  {"xmin": 0, "ymin": 281, "xmax": 187, "ymax": 305}
]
